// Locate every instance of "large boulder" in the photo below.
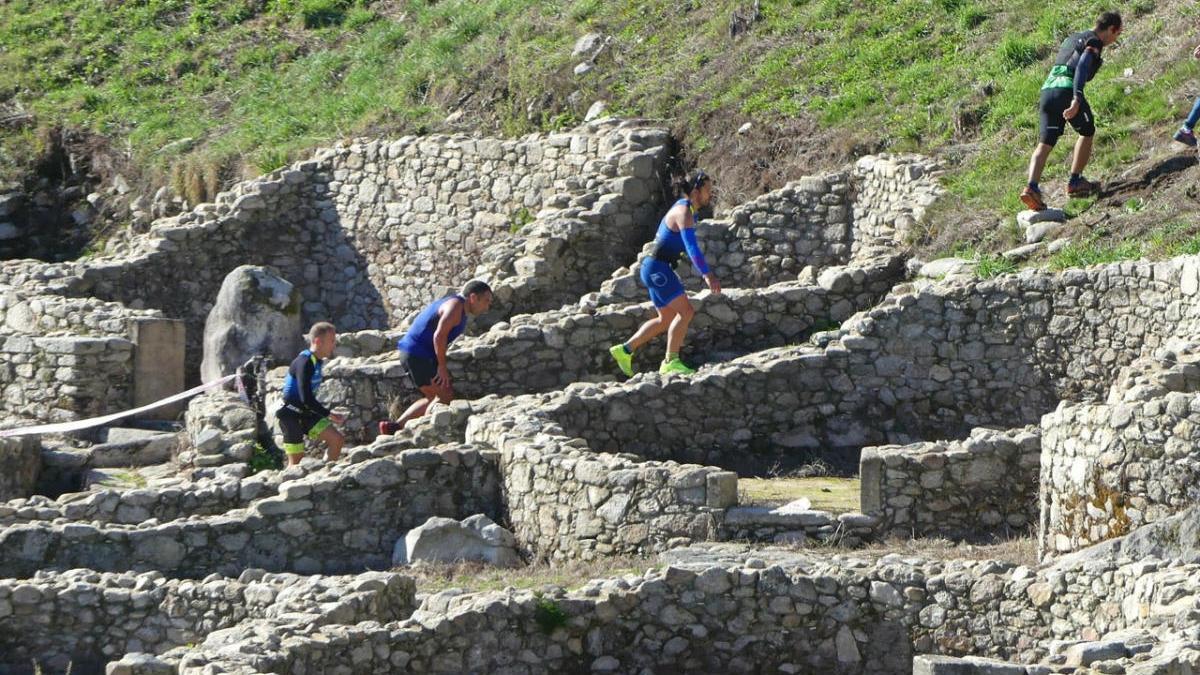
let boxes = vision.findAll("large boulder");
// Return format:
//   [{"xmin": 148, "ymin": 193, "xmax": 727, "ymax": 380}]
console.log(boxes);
[
  {"xmin": 393, "ymin": 515, "xmax": 520, "ymax": 567},
  {"xmin": 0, "ymin": 436, "xmax": 39, "ymax": 500},
  {"xmin": 200, "ymin": 265, "xmax": 303, "ymax": 384}
]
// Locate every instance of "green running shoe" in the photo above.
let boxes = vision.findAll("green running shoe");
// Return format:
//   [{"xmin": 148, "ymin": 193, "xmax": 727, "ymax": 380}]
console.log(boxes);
[
  {"xmin": 609, "ymin": 344, "xmax": 634, "ymax": 377},
  {"xmin": 659, "ymin": 357, "xmax": 696, "ymax": 375}
]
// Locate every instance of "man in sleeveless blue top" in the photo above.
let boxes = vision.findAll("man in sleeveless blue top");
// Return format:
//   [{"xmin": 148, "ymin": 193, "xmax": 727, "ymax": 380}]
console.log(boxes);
[
  {"xmin": 609, "ymin": 169, "xmax": 721, "ymax": 377},
  {"xmin": 378, "ymin": 280, "xmax": 493, "ymax": 435},
  {"xmin": 277, "ymin": 322, "xmax": 345, "ymax": 466}
]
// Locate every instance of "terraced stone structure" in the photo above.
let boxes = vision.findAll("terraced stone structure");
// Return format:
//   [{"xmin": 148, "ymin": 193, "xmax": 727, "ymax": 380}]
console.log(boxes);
[{"xmin": 7, "ymin": 120, "xmax": 1200, "ymax": 675}]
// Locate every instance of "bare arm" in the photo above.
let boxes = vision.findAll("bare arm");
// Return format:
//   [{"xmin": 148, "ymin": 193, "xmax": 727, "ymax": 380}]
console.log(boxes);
[{"xmin": 431, "ymin": 299, "xmax": 464, "ymax": 386}]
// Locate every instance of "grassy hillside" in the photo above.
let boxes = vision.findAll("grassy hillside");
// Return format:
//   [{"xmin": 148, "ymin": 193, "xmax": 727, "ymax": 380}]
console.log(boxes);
[{"xmin": 2, "ymin": 0, "xmax": 1199, "ymax": 261}]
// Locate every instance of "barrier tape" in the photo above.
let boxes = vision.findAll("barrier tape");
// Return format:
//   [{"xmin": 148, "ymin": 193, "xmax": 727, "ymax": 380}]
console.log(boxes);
[{"xmin": 0, "ymin": 374, "xmax": 237, "ymax": 438}]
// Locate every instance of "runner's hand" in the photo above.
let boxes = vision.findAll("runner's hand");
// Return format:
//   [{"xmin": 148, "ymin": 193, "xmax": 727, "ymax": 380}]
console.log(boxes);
[
  {"xmin": 704, "ymin": 274, "xmax": 722, "ymax": 295},
  {"xmin": 434, "ymin": 365, "xmax": 452, "ymax": 387},
  {"xmin": 1063, "ymin": 98, "xmax": 1081, "ymax": 121}
]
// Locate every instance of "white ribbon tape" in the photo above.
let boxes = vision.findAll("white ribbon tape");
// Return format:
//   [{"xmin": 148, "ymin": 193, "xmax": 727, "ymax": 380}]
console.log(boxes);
[{"xmin": 0, "ymin": 374, "xmax": 238, "ymax": 438}]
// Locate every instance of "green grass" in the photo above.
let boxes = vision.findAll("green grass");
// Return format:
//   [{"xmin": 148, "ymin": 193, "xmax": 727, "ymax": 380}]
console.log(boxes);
[
  {"xmin": 738, "ymin": 476, "xmax": 860, "ymax": 514},
  {"xmin": 99, "ymin": 468, "xmax": 149, "ymax": 489},
  {"xmin": 2, "ymin": 0, "xmax": 1198, "ymax": 233},
  {"xmin": 1048, "ymin": 237, "xmax": 1145, "ymax": 269},
  {"xmin": 974, "ymin": 253, "xmax": 1018, "ymax": 278}
]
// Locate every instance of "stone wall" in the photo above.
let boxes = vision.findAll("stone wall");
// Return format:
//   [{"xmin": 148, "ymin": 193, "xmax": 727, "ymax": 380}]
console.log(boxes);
[
  {"xmin": 315, "ymin": 254, "xmax": 904, "ymax": 442},
  {"xmin": 0, "ymin": 447, "xmax": 500, "ymax": 578},
  {"xmin": 469, "ymin": 414, "xmax": 737, "ymax": 561},
  {"xmin": 0, "ymin": 334, "xmax": 134, "ymax": 423},
  {"xmin": 0, "ymin": 436, "xmax": 39, "ymax": 501},
  {"xmin": 593, "ymin": 153, "xmax": 942, "ymax": 307},
  {"xmin": 499, "ymin": 259, "xmax": 1200, "ymax": 475},
  {"xmin": 0, "ymin": 464, "xmax": 290, "ymax": 528},
  {"xmin": 850, "ymin": 154, "xmax": 944, "ymax": 257},
  {"xmin": 719, "ymin": 506, "xmax": 880, "ymax": 546},
  {"xmin": 63, "ymin": 121, "xmax": 669, "ymax": 372},
  {"xmin": 156, "ymin": 543, "xmax": 1200, "ymax": 675},
  {"xmin": 860, "ymin": 426, "xmax": 1041, "ymax": 539},
  {"xmin": 1, "ymin": 285, "xmax": 163, "ymax": 337},
  {"xmin": 0, "ymin": 568, "xmax": 415, "ymax": 674},
  {"xmin": 1039, "ymin": 342, "xmax": 1200, "ymax": 558}
]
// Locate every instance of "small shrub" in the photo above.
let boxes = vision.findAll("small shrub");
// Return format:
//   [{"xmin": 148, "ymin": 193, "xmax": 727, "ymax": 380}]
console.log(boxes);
[
  {"xmin": 248, "ymin": 442, "xmax": 282, "ymax": 474},
  {"xmin": 510, "ymin": 207, "xmax": 534, "ymax": 233},
  {"xmin": 254, "ymin": 146, "xmax": 291, "ymax": 174},
  {"xmin": 533, "ymin": 594, "xmax": 569, "ymax": 634}
]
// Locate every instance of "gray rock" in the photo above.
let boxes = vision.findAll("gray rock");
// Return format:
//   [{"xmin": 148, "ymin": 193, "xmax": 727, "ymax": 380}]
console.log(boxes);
[
  {"xmin": 395, "ymin": 515, "xmax": 520, "ymax": 567},
  {"xmin": 1017, "ymin": 208, "xmax": 1066, "ymax": 228},
  {"xmin": 1064, "ymin": 640, "xmax": 1129, "ymax": 667},
  {"xmin": 106, "ymin": 652, "xmax": 175, "ymax": 675},
  {"xmin": 1047, "ymin": 237, "xmax": 1071, "ymax": 253},
  {"xmin": 1002, "ymin": 243, "xmax": 1042, "ymax": 261},
  {"xmin": 584, "ymin": 101, "xmax": 608, "ymax": 122},
  {"xmin": 200, "ymin": 265, "xmax": 303, "ymax": 383},
  {"xmin": 918, "ymin": 258, "xmax": 975, "ymax": 278},
  {"xmin": 572, "ymin": 33, "xmax": 604, "ymax": 57}
]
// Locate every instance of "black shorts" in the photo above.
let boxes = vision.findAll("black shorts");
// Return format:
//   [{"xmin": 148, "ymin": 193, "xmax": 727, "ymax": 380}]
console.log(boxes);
[
  {"xmin": 1039, "ymin": 88, "xmax": 1095, "ymax": 146},
  {"xmin": 276, "ymin": 407, "xmax": 327, "ymax": 445},
  {"xmin": 401, "ymin": 352, "xmax": 438, "ymax": 388}
]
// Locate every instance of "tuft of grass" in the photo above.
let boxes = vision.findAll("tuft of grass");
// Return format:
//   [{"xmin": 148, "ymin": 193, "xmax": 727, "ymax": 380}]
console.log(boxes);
[
  {"xmin": 509, "ymin": 207, "xmax": 535, "ymax": 233},
  {"xmin": 533, "ymin": 594, "xmax": 570, "ymax": 634},
  {"xmin": 97, "ymin": 468, "xmax": 148, "ymax": 489},
  {"xmin": 1048, "ymin": 237, "xmax": 1144, "ymax": 270},
  {"xmin": 974, "ymin": 252, "xmax": 1017, "ymax": 279}
]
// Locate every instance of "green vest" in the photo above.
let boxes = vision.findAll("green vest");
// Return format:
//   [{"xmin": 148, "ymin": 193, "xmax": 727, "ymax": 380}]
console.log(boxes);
[{"xmin": 1042, "ymin": 64, "xmax": 1074, "ymax": 91}]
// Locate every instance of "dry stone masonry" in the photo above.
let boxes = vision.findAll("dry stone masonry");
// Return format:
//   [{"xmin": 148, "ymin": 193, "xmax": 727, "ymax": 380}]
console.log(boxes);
[
  {"xmin": 0, "ymin": 568, "xmax": 415, "ymax": 674},
  {"xmin": 9, "ymin": 116, "xmax": 1200, "ymax": 675},
  {"xmin": 310, "ymin": 252, "xmax": 904, "ymax": 442},
  {"xmin": 104, "ymin": 536, "xmax": 1200, "ymax": 675},
  {"xmin": 594, "ymin": 153, "xmax": 943, "ymax": 307},
  {"xmin": 0, "ymin": 447, "xmax": 500, "ymax": 578},
  {"xmin": 0, "ymin": 436, "xmax": 39, "ymax": 501},
  {"xmin": 1040, "ymin": 340, "xmax": 1200, "ymax": 558},
  {"xmin": 861, "ymin": 426, "xmax": 1041, "ymax": 539}
]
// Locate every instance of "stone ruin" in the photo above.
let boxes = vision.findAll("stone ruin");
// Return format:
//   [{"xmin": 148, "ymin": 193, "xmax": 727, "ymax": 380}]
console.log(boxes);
[{"xmin": 4, "ymin": 119, "xmax": 1200, "ymax": 673}]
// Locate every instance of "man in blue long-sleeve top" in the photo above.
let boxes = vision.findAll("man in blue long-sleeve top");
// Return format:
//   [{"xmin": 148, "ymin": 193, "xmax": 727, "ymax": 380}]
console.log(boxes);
[
  {"xmin": 1020, "ymin": 11, "xmax": 1123, "ymax": 211},
  {"xmin": 277, "ymin": 322, "xmax": 344, "ymax": 466}
]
